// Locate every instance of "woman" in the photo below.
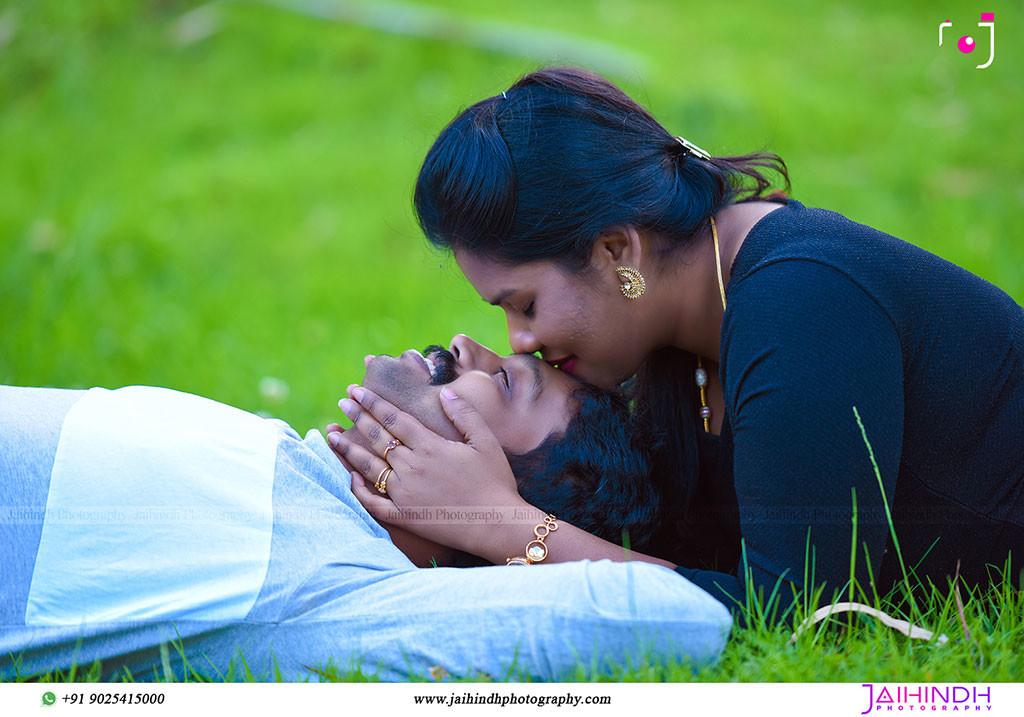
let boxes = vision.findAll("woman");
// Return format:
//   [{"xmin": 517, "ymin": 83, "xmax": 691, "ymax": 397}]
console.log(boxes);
[{"xmin": 334, "ymin": 67, "xmax": 1024, "ymax": 610}]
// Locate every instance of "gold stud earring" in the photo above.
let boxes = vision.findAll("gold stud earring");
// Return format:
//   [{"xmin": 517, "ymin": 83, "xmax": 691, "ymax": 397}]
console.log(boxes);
[{"xmin": 616, "ymin": 266, "xmax": 646, "ymax": 299}]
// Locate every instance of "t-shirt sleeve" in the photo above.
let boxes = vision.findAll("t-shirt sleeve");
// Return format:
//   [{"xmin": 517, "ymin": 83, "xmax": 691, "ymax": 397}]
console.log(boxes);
[{"xmin": 721, "ymin": 259, "xmax": 904, "ymax": 603}]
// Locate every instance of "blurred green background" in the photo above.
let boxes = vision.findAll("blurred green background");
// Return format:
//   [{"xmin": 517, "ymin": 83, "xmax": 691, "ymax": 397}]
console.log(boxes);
[{"xmin": 2, "ymin": 0, "xmax": 1021, "ymax": 432}]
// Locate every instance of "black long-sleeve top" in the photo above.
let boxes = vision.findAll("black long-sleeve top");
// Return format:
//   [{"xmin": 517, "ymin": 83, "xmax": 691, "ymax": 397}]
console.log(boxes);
[{"xmin": 672, "ymin": 198, "xmax": 1024, "ymax": 609}]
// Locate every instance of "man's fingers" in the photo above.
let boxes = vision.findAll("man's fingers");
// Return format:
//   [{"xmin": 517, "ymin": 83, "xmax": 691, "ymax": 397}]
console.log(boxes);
[{"xmin": 439, "ymin": 388, "xmax": 502, "ymax": 452}]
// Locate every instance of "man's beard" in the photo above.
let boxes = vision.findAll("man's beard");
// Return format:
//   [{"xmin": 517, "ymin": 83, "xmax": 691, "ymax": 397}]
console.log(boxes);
[{"xmin": 359, "ymin": 344, "xmax": 462, "ymax": 442}]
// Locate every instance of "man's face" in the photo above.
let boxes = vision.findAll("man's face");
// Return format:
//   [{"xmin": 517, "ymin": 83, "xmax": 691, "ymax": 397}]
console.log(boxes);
[{"xmin": 362, "ymin": 334, "xmax": 580, "ymax": 454}]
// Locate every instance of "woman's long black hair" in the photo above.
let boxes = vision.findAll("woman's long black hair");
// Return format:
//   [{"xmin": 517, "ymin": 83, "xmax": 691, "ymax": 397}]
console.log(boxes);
[{"xmin": 414, "ymin": 66, "xmax": 790, "ymax": 517}]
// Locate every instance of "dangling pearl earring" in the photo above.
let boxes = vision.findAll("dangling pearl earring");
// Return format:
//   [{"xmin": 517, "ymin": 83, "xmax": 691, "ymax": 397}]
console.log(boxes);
[{"xmin": 616, "ymin": 266, "xmax": 646, "ymax": 299}]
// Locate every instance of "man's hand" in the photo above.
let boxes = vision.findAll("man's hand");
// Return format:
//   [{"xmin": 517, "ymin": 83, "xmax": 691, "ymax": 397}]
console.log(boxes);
[{"xmin": 327, "ymin": 385, "xmax": 532, "ymax": 560}]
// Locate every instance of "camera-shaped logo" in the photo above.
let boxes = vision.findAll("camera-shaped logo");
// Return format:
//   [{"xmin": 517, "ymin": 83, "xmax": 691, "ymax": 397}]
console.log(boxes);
[{"xmin": 939, "ymin": 12, "xmax": 995, "ymax": 69}]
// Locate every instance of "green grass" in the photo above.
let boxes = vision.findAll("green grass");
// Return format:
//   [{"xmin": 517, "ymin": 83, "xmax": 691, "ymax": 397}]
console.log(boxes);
[
  {"xmin": 2, "ymin": 0, "xmax": 1022, "ymax": 430},
  {"xmin": 1, "ymin": 0, "xmax": 1022, "ymax": 683}
]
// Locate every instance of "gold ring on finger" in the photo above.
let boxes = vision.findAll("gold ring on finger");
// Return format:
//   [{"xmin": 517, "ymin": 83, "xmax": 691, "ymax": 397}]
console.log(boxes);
[
  {"xmin": 375, "ymin": 466, "xmax": 393, "ymax": 495},
  {"xmin": 382, "ymin": 438, "xmax": 403, "ymax": 463}
]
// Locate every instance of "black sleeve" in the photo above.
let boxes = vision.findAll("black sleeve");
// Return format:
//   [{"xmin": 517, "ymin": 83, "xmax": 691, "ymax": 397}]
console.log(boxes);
[
  {"xmin": 673, "ymin": 566, "xmax": 742, "ymax": 610},
  {"xmin": 720, "ymin": 260, "xmax": 904, "ymax": 604}
]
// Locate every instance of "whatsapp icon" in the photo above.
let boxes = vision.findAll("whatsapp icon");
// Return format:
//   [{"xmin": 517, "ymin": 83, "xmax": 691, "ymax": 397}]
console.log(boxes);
[{"xmin": 42, "ymin": 691, "xmax": 56, "ymax": 706}]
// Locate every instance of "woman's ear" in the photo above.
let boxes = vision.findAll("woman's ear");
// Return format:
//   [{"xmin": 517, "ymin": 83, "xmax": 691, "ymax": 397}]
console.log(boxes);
[{"xmin": 590, "ymin": 227, "xmax": 645, "ymax": 271}]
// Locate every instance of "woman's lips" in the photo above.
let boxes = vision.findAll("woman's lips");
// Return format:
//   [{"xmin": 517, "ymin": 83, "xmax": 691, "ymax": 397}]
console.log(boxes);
[{"xmin": 546, "ymin": 355, "xmax": 579, "ymax": 375}]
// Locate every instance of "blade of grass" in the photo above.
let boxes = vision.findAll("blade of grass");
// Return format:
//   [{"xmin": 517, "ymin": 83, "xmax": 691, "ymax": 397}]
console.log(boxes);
[
  {"xmin": 852, "ymin": 406, "xmax": 919, "ymax": 618},
  {"xmin": 848, "ymin": 487, "xmax": 858, "ymax": 633}
]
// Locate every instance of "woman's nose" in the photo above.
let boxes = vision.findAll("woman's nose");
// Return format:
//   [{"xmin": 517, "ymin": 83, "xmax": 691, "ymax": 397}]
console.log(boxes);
[
  {"xmin": 507, "ymin": 318, "xmax": 541, "ymax": 356},
  {"xmin": 448, "ymin": 334, "xmax": 502, "ymax": 373}
]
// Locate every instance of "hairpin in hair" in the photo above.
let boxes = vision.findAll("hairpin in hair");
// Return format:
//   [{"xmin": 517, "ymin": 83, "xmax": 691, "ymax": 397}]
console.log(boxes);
[
  {"xmin": 674, "ymin": 135, "xmax": 711, "ymax": 161},
  {"xmin": 500, "ymin": 91, "xmax": 508, "ymax": 100}
]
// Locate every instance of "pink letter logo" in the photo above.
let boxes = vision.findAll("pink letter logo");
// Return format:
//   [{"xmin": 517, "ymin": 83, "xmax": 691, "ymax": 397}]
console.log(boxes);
[{"xmin": 939, "ymin": 13, "xmax": 995, "ymax": 69}]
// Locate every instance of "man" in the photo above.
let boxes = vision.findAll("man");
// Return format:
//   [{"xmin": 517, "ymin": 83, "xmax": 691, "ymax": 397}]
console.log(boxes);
[
  {"xmin": 329, "ymin": 335, "xmax": 665, "ymax": 566},
  {"xmin": 1, "ymin": 336, "xmax": 730, "ymax": 681}
]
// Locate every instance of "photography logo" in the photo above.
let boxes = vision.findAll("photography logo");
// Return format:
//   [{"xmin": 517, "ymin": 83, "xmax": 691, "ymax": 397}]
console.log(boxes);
[
  {"xmin": 860, "ymin": 684, "xmax": 993, "ymax": 713},
  {"xmin": 939, "ymin": 12, "xmax": 995, "ymax": 69}
]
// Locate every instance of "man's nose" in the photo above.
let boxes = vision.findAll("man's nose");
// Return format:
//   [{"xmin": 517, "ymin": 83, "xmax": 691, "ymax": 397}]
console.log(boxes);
[{"xmin": 449, "ymin": 334, "xmax": 502, "ymax": 373}]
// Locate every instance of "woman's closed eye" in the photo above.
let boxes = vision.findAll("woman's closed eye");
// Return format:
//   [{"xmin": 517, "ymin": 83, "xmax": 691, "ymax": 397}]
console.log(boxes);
[{"xmin": 522, "ymin": 301, "xmax": 535, "ymax": 318}]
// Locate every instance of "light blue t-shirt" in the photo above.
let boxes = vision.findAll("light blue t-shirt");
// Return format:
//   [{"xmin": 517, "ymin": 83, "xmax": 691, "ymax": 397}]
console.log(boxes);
[{"xmin": 0, "ymin": 385, "xmax": 730, "ymax": 681}]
